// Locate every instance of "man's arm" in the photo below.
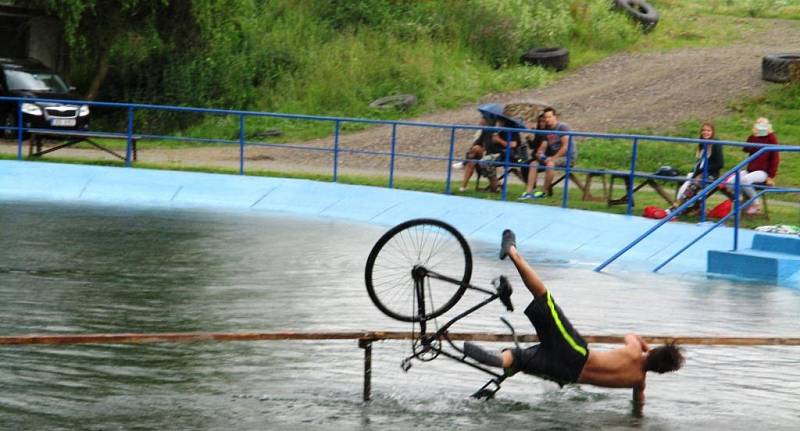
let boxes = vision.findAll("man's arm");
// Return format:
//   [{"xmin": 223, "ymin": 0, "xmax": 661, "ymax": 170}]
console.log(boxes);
[{"xmin": 633, "ymin": 382, "xmax": 646, "ymax": 413}]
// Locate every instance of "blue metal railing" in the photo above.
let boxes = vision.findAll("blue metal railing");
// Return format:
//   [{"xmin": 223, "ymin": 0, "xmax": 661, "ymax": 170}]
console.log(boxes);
[
  {"xmin": 2, "ymin": 96, "xmax": 798, "ymax": 263},
  {"xmin": 595, "ymin": 147, "xmax": 800, "ymax": 272}
]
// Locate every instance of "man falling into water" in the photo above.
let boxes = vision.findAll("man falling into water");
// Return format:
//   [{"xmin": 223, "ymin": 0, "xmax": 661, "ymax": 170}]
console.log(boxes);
[{"xmin": 464, "ymin": 230, "xmax": 684, "ymax": 411}]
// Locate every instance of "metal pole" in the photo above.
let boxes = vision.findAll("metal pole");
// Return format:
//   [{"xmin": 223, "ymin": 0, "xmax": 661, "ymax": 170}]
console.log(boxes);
[
  {"xmin": 389, "ymin": 124, "xmax": 397, "ymax": 189},
  {"xmin": 733, "ymin": 173, "xmax": 740, "ymax": 251},
  {"xmin": 16, "ymin": 100, "xmax": 23, "ymax": 160},
  {"xmin": 445, "ymin": 127, "xmax": 456, "ymax": 194},
  {"xmin": 699, "ymin": 142, "xmax": 709, "ymax": 222},
  {"xmin": 239, "ymin": 114, "xmax": 245, "ymax": 175},
  {"xmin": 333, "ymin": 120, "xmax": 341, "ymax": 182},
  {"xmin": 501, "ymin": 131, "xmax": 511, "ymax": 201},
  {"xmin": 359, "ymin": 339, "xmax": 372, "ymax": 402},
  {"xmin": 561, "ymin": 134, "xmax": 574, "ymax": 208},
  {"xmin": 125, "ymin": 107, "xmax": 134, "ymax": 167},
  {"xmin": 626, "ymin": 138, "xmax": 639, "ymax": 215}
]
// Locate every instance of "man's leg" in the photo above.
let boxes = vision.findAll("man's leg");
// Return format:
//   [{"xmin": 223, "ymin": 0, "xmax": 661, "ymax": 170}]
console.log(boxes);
[
  {"xmin": 524, "ymin": 161, "xmax": 540, "ymax": 194},
  {"xmin": 542, "ymin": 160, "xmax": 556, "ymax": 196},
  {"xmin": 500, "ymin": 229, "xmax": 547, "ymax": 299}
]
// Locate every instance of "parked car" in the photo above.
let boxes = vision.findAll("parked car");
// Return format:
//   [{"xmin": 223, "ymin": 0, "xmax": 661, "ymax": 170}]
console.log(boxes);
[{"xmin": 0, "ymin": 57, "xmax": 89, "ymax": 139}]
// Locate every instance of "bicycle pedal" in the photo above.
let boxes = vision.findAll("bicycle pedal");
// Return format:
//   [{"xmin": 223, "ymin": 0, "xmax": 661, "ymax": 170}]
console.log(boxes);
[{"xmin": 400, "ymin": 358, "xmax": 412, "ymax": 372}]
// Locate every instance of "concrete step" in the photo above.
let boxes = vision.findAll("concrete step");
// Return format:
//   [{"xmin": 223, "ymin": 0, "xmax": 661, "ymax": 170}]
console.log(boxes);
[
  {"xmin": 752, "ymin": 233, "xmax": 800, "ymax": 255},
  {"xmin": 708, "ymin": 248, "xmax": 800, "ymax": 281}
]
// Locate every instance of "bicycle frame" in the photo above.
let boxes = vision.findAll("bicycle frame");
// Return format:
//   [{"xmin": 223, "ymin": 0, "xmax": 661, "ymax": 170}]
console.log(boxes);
[{"xmin": 405, "ymin": 266, "xmax": 514, "ymax": 398}]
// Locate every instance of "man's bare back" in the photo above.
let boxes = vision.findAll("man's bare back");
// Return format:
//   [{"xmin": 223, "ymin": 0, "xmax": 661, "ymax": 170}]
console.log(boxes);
[{"xmin": 578, "ymin": 334, "xmax": 648, "ymax": 389}]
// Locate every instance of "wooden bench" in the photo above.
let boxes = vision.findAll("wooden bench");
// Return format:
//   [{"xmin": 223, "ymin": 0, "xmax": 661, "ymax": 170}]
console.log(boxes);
[
  {"xmin": 28, "ymin": 129, "xmax": 139, "ymax": 162},
  {"xmin": 606, "ymin": 171, "xmax": 681, "ymax": 207}
]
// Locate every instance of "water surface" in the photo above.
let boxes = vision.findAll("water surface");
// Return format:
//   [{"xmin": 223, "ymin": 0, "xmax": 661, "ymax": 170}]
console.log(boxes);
[{"xmin": 1, "ymin": 201, "xmax": 799, "ymax": 430}]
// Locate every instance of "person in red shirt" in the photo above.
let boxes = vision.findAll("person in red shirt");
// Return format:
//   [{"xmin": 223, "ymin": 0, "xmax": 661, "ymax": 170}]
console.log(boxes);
[{"xmin": 724, "ymin": 117, "xmax": 780, "ymax": 215}]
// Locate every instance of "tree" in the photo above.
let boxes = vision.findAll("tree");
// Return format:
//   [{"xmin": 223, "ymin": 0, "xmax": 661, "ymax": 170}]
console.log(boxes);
[{"xmin": 20, "ymin": 0, "xmax": 170, "ymax": 100}]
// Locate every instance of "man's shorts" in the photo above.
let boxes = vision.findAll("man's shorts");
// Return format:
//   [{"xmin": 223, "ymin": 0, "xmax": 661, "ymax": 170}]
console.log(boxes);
[
  {"xmin": 510, "ymin": 292, "xmax": 589, "ymax": 386},
  {"xmin": 476, "ymin": 153, "xmax": 501, "ymax": 178}
]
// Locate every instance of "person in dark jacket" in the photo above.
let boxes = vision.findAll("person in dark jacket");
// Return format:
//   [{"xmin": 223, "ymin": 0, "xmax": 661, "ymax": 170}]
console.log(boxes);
[
  {"xmin": 668, "ymin": 122, "xmax": 724, "ymax": 212},
  {"xmin": 724, "ymin": 117, "xmax": 780, "ymax": 215}
]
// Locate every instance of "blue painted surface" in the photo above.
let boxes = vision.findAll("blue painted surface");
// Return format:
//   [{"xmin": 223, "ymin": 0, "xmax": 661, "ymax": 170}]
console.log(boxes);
[
  {"xmin": 753, "ymin": 233, "xmax": 800, "ymax": 255},
  {"xmin": 708, "ymin": 249, "xmax": 800, "ymax": 282},
  {"xmin": 3, "ymin": 160, "xmax": 794, "ymax": 284}
]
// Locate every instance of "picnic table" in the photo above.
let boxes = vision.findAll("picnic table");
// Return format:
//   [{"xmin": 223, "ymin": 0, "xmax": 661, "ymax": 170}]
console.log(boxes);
[{"xmin": 27, "ymin": 129, "xmax": 139, "ymax": 162}]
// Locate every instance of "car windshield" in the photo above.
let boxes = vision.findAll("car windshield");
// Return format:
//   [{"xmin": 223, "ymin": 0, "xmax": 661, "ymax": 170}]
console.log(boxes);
[{"xmin": 4, "ymin": 70, "xmax": 70, "ymax": 93}]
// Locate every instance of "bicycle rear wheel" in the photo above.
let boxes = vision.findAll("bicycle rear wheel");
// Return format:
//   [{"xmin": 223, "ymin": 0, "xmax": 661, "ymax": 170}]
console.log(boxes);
[{"xmin": 365, "ymin": 218, "xmax": 472, "ymax": 322}]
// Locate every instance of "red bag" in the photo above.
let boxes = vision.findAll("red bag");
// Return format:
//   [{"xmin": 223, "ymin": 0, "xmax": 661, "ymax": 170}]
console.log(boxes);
[
  {"xmin": 707, "ymin": 199, "xmax": 732, "ymax": 219},
  {"xmin": 643, "ymin": 205, "xmax": 668, "ymax": 219}
]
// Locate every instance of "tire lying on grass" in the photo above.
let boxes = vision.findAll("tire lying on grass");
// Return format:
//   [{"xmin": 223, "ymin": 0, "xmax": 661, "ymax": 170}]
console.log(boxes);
[
  {"xmin": 520, "ymin": 47, "xmax": 569, "ymax": 71},
  {"xmin": 762, "ymin": 53, "xmax": 800, "ymax": 83},
  {"xmin": 613, "ymin": 0, "xmax": 659, "ymax": 33},
  {"xmin": 369, "ymin": 94, "xmax": 417, "ymax": 111}
]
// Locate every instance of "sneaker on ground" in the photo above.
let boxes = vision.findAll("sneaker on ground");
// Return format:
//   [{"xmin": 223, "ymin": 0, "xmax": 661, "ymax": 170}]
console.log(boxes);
[
  {"xmin": 499, "ymin": 229, "xmax": 516, "ymax": 260},
  {"xmin": 452, "ymin": 161, "xmax": 465, "ymax": 170},
  {"xmin": 531, "ymin": 191, "xmax": 546, "ymax": 199}
]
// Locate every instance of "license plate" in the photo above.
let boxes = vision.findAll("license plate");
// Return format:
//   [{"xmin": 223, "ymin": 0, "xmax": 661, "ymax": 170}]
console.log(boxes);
[{"xmin": 50, "ymin": 118, "xmax": 76, "ymax": 127}]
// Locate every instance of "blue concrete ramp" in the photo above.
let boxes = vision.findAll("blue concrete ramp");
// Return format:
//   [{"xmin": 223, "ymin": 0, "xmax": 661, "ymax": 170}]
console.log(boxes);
[{"xmin": 708, "ymin": 233, "xmax": 800, "ymax": 282}]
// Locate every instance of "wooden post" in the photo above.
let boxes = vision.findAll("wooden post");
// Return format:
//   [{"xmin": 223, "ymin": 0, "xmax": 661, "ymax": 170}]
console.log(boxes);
[{"xmin": 358, "ymin": 338, "xmax": 372, "ymax": 402}]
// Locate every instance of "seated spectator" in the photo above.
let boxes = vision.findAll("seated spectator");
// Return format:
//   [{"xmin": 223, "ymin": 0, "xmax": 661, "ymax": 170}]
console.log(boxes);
[
  {"xmin": 455, "ymin": 115, "xmax": 496, "ymax": 192},
  {"xmin": 496, "ymin": 117, "xmax": 529, "ymax": 184},
  {"xmin": 723, "ymin": 117, "xmax": 780, "ymax": 215},
  {"xmin": 519, "ymin": 107, "xmax": 575, "ymax": 199},
  {"xmin": 667, "ymin": 122, "xmax": 724, "ymax": 213}
]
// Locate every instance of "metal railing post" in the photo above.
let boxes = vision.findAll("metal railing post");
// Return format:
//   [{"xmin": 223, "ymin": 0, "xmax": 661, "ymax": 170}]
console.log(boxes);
[
  {"xmin": 238, "ymin": 114, "xmax": 245, "ymax": 175},
  {"xmin": 125, "ymin": 106, "xmax": 134, "ymax": 167},
  {"xmin": 733, "ymin": 173, "xmax": 741, "ymax": 251},
  {"xmin": 333, "ymin": 120, "xmax": 341, "ymax": 182},
  {"xmin": 445, "ymin": 127, "xmax": 456, "ymax": 194},
  {"xmin": 561, "ymin": 134, "xmax": 574, "ymax": 208},
  {"xmin": 389, "ymin": 124, "xmax": 397, "ymax": 189},
  {"xmin": 626, "ymin": 138, "xmax": 639, "ymax": 215},
  {"xmin": 699, "ymin": 142, "xmax": 709, "ymax": 222},
  {"xmin": 501, "ymin": 131, "xmax": 511, "ymax": 201},
  {"xmin": 16, "ymin": 100, "xmax": 23, "ymax": 160}
]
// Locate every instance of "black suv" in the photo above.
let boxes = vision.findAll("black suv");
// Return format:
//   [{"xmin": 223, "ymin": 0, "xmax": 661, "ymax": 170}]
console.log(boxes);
[{"xmin": 0, "ymin": 57, "xmax": 89, "ymax": 138}]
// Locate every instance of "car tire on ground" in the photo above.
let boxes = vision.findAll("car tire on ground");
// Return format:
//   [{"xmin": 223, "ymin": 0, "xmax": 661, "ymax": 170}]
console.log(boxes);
[
  {"xmin": 614, "ymin": 0, "xmax": 659, "ymax": 33},
  {"xmin": 762, "ymin": 53, "xmax": 800, "ymax": 83},
  {"xmin": 520, "ymin": 47, "xmax": 569, "ymax": 71},
  {"xmin": 369, "ymin": 94, "xmax": 417, "ymax": 111}
]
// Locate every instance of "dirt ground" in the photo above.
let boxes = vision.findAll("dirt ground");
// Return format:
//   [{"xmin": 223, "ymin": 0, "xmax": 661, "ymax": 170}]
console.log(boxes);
[{"xmin": 3, "ymin": 18, "xmax": 800, "ymax": 181}]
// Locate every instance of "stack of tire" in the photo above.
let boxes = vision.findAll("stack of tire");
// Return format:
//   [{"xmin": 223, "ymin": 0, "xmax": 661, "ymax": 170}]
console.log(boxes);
[
  {"xmin": 762, "ymin": 54, "xmax": 800, "ymax": 83},
  {"xmin": 613, "ymin": 0, "xmax": 659, "ymax": 33}
]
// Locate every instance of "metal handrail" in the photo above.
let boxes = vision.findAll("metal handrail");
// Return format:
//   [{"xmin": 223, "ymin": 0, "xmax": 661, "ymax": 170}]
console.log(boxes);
[{"xmin": 595, "ymin": 147, "xmax": 799, "ymax": 272}]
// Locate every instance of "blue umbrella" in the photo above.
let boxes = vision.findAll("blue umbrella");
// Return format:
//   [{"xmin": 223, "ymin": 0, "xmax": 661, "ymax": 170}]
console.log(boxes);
[{"xmin": 477, "ymin": 103, "xmax": 526, "ymax": 129}]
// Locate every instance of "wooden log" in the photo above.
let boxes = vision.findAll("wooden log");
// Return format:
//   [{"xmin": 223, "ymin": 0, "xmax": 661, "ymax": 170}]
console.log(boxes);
[{"xmin": 0, "ymin": 331, "xmax": 799, "ymax": 346}]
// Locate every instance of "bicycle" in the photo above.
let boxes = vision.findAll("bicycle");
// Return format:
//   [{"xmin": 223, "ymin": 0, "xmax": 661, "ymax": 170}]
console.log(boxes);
[{"xmin": 364, "ymin": 218, "xmax": 517, "ymax": 399}]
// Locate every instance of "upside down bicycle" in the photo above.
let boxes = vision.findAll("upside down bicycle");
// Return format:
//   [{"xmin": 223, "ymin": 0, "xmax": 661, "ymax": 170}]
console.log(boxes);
[{"xmin": 364, "ymin": 218, "xmax": 518, "ymax": 398}]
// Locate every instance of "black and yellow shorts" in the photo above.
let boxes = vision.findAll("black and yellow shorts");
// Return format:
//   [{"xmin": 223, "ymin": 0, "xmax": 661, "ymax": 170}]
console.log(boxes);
[{"xmin": 510, "ymin": 292, "xmax": 589, "ymax": 386}]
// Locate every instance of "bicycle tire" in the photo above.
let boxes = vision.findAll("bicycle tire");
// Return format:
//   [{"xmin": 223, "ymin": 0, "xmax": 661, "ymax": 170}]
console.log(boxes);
[{"xmin": 365, "ymin": 218, "xmax": 472, "ymax": 322}]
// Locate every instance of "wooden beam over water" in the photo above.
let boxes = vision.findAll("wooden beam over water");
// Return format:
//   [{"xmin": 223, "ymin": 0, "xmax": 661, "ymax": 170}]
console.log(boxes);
[{"xmin": 1, "ymin": 331, "xmax": 799, "ymax": 346}]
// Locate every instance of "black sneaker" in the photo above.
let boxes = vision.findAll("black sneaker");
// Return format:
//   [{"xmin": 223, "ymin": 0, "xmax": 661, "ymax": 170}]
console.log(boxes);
[{"xmin": 499, "ymin": 229, "xmax": 516, "ymax": 260}]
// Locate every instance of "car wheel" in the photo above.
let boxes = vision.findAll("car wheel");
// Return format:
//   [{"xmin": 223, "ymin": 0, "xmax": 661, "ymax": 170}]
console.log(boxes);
[
  {"xmin": 520, "ymin": 47, "xmax": 569, "ymax": 71},
  {"xmin": 762, "ymin": 53, "xmax": 800, "ymax": 83},
  {"xmin": 369, "ymin": 94, "xmax": 417, "ymax": 111},
  {"xmin": 614, "ymin": 0, "xmax": 659, "ymax": 33}
]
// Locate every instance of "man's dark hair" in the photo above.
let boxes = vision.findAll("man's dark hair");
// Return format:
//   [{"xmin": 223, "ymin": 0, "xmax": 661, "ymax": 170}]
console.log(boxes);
[
  {"xmin": 645, "ymin": 343, "xmax": 684, "ymax": 374},
  {"xmin": 542, "ymin": 107, "xmax": 557, "ymax": 116}
]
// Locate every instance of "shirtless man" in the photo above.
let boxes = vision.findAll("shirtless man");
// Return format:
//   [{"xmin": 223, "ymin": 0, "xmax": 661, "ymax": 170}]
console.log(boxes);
[{"xmin": 464, "ymin": 230, "xmax": 684, "ymax": 410}]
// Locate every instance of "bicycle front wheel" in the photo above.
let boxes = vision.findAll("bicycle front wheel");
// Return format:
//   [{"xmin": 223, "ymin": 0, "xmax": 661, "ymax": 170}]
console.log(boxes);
[{"xmin": 365, "ymin": 218, "xmax": 472, "ymax": 322}]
